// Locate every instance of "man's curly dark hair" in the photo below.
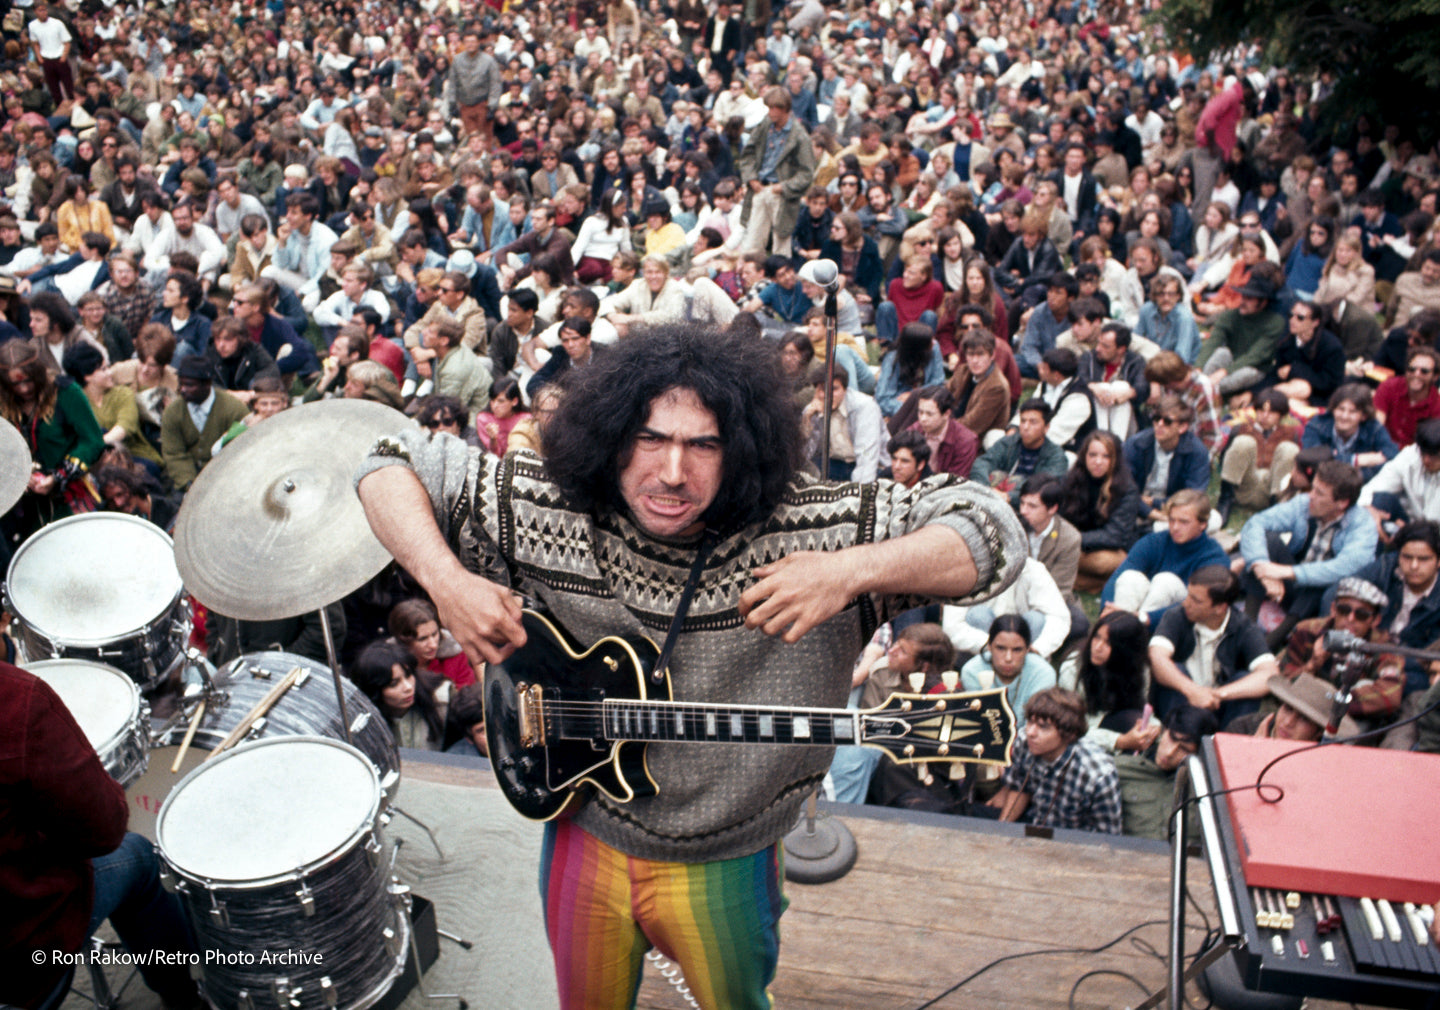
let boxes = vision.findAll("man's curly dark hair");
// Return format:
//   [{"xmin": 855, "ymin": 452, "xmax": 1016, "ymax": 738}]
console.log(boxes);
[{"xmin": 541, "ymin": 322, "xmax": 804, "ymax": 534}]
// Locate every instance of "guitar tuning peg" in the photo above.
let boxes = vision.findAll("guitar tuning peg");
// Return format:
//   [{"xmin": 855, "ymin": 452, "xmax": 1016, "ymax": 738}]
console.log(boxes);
[
  {"xmin": 908, "ymin": 672, "xmax": 926, "ymax": 692},
  {"xmin": 940, "ymin": 670, "xmax": 958, "ymax": 691},
  {"xmin": 917, "ymin": 761, "xmax": 934, "ymax": 786}
]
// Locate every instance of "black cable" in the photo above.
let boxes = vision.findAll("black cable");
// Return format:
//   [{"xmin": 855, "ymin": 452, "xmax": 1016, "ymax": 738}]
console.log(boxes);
[
  {"xmin": 1172, "ymin": 687, "xmax": 1440, "ymax": 816},
  {"xmin": 909, "ymin": 918, "xmax": 1167, "ymax": 1010},
  {"xmin": 1067, "ymin": 969, "xmax": 1151, "ymax": 1010}
]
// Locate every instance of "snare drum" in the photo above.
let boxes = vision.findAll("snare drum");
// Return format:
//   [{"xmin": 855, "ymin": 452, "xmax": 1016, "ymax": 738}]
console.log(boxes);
[
  {"xmin": 6, "ymin": 513, "xmax": 190, "ymax": 691},
  {"xmin": 157, "ymin": 737, "xmax": 409, "ymax": 1010},
  {"xmin": 28, "ymin": 659, "xmax": 150, "ymax": 788},
  {"xmin": 126, "ymin": 651, "xmax": 401, "ymax": 839}
]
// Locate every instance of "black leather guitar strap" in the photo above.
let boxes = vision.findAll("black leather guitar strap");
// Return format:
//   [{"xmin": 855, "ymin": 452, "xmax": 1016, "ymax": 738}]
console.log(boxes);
[{"xmin": 650, "ymin": 529, "xmax": 719, "ymax": 685}]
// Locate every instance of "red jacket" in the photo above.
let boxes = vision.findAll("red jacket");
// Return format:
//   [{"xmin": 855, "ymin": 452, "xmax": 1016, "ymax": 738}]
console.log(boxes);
[
  {"xmin": 910, "ymin": 418, "xmax": 978, "ymax": 479},
  {"xmin": 1, "ymin": 663, "xmax": 128, "ymax": 1008}
]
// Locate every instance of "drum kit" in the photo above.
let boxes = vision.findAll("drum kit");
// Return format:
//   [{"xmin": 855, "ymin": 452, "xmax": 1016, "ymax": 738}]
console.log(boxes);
[{"xmin": 3, "ymin": 401, "xmax": 448, "ymax": 1010}]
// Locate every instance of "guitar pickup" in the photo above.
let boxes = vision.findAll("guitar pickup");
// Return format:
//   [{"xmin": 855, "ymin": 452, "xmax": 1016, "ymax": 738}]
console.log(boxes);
[{"xmin": 517, "ymin": 683, "xmax": 547, "ymax": 748}]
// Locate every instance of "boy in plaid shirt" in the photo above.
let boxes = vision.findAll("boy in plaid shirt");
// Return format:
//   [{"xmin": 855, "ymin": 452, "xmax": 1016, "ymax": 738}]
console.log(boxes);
[{"xmin": 990, "ymin": 687, "xmax": 1124, "ymax": 834}]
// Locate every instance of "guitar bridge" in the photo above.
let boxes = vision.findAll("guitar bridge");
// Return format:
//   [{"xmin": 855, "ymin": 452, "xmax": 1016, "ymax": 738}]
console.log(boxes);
[{"xmin": 517, "ymin": 683, "xmax": 547, "ymax": 748}]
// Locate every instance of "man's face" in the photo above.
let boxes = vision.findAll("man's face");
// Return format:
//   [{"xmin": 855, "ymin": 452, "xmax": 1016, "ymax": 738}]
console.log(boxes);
[
  {"xmin": 618, "ymin": 387, "xmax": 724, "ymax": 539},
  {"xmin": 1155, "ymin": 411, "xmax": 1186, "ymax": 451},
  {"xmin": 1131, "ymin": 247, "xmax": 1156, "ymax": 275},
  {"xmin": 219, "ymin": 182, "xmax": 241, "ymax": 208},
  {"xmin": 437, "ymin": 278, "xmax": 466, "ymax": 310},
  {"xmin": 178, "ymin": 376, "xmax": 211, "ymax": 404},
  {"xmin": 102, "ymin": 480, "xmax": 140, "ymax": 514},
  {"xmin": 1094, "ymin": 330, "xmax": 1122, "ymax": 363},
  {"xmin": 1070, "ymin": 315, "xmax": 1098, "ymax": 346},
  {"xmin": 767, "ymin": 102, "xmax": 789, "ymax": 128},
  {"xmin": 560, "ymin": 328, "xmax": 591, "ymax": 361},
  {"xmin": 1017, "ymin": 491, "xmax": 1055, "ymax": 532},
  {"xmin": 1398, "ymin": 540, "xmax": 1440, "ymax": 591},
  {"xmin": 1308, "ymin": 478, "xmax": 1347, "ymax": 523},
  {"xmin": 1024, "ymin": 717, "xmax": 1067, "ymax": 762},
  {"xmin": 1408, "ymin": 354, "xmax": 1438, "ymax": 396},
  {"xmin": 506, "ymin": 302, "xmax": 535, "ymax": 332},
  {"xmin": 110, "ymin": 257, "xmax": 136, "ymax": 289},
  {"xmin": 286, "ymin": 204, "xmax": 310, "ymax": 233},
  {"xmin": 890, "ymin": 447, "xmax": 920, "ymax": 486},
  {"xmin": 1331, "ymin": 595, "xmax": 1379, "ymax": 639},
  {"xmin": 1273, "ymin": 702, "xmax": 1322, "ymax": 742},
  {"xmin": 1167, "ymin": 504, "xmax": 1205, "ymax": 545},
  {"xmin": 915, "ymin": 398, "xmax": 946, "ymax": 436},
  {"xmin": 1046, "ymin": 286, "xmax": 1071, "ymax": 318},
  {"xmin": 1064, "ymin": 147, "xmax": 1085, "ymax": 175},
  {"xmin": 885, "ymin": 637, "xmax": 920, "ymax": 676},
  {"xmin": 1153, "ymin": 281, "xmax": 1181, "ymax": 313},
  {"xmin": 965, "ymin": 347, "xmax": 994, "ymax": 378},
  {"xmin": 1181, "ymin": 583, "xmax": 1223, "ymax": 625},
  {"xmin": 1154, "ymin": 729, "xmax": 1198, "ymax": 772},
  {"xmin": 214, "ymin": 330, "xmax": 242, "ymax": 359}
]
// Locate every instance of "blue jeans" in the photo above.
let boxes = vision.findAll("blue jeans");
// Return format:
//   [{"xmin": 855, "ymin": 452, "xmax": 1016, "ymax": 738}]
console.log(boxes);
[
  {"xmin": 875, "ymin": 304, "xmax": 937, "ymax": 345},
  {"xmin": 89, "ymin": 832, "xmax": 198, "ymax": 1005}
]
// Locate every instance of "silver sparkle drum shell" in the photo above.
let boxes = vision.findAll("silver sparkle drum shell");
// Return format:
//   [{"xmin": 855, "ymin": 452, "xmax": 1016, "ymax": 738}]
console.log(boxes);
[
  {"xmin": 6, "ymin": 513, "xmax": 190, "ymax": 690},
  {"xmin": 156, "ymin": 737, "xmax": 409, "ymax": 1010},
  {"xmin": 126, "ymin": 651, "xmax": 401, "ymax": 840}
]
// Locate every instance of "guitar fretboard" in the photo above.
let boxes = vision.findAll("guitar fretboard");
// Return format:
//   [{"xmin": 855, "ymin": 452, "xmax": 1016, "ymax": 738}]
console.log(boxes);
[{"xmin": 557, "ymin": 701, "xmax": 860, "ymax": 746}]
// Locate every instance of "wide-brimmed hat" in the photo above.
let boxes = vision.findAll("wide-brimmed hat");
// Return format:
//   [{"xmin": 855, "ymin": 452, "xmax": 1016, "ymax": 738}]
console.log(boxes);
[
  {"xmin": 987, "ymin": 110, "xmax": 1014, "ymax": 130},
  {"xmin": 446, "ymin": 249, "xmax": 478, "ymax": 279},
  {"xmin": 1267, "ymin": 673, "xmax": 1333, "ymax": 730},
  {"xmin": 1236, "ymin": 275, "xmax": 1276, "ymax": 301}
]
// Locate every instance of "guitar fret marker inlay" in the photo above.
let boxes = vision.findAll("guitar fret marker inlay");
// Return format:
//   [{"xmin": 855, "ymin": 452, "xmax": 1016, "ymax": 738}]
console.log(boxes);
[
  {"xmin": 675, "ymin": 711, "xmax": 684, "ymax": 735},
  {"xmin": 759, "ymin": 715, "xmax": 774, "ymax": 736},
  {"xmin": 731, "ymin": 714, "xmax": 743, "ymax": 737},
  {"xmin": 793, "ymin": 716, "xmax": 810, "ymax": 738},
  {"xmin": 834, "ymin": 719, "xmax": 853, "ymax": 739},
  {"xmin": 706, "ymin": 712, "xmax": 717, "ymax": 736}
]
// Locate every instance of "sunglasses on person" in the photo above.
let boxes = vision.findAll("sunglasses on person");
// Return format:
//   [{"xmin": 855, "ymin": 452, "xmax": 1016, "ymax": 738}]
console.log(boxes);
[
  {"xmin": 1154, "ymin": 415, "xmax": 1184, "ymax": 426},
  {"xmin": 1333, "ymin": 602, "xmax": 1375, "ymax": 621},
  {"xmin": 423, "ymin": 416, "xmax": 461, "ymax": 430}
]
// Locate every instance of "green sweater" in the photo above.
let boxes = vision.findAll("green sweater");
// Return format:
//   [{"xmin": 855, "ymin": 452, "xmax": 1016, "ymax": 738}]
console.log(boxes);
[
  {"xmin": 1197, "ymin": 308, "xmax": 1286, "ymax": 374},
  {"xmin": 358, "ymin": 434, "xmax": 1026, "ymax": 862}
]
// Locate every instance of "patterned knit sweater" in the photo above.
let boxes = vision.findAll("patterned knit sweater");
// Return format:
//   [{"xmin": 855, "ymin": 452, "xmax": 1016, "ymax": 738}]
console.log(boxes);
[{"xmin": 358, "ymin": 431, "xmax": 1025, "ymax": 862}]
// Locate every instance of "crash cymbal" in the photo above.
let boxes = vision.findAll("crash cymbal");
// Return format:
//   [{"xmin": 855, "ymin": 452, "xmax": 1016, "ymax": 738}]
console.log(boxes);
[
  {"xmin": 0, "ymin": 417, "xmax": 31, "ymax": 515},
  {"xmin": 173, "ymin": 398, "xmax": 416, "ymax": 621}
]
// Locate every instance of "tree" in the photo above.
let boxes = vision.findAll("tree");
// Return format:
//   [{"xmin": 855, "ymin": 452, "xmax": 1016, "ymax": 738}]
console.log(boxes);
[{"xmin": 1155, "ymin": 0, "xmax": 1440, "ymax": 136}]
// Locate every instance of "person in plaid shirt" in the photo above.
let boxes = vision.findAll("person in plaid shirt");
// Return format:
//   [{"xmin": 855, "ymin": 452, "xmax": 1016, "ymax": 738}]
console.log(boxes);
[
  {"xmin": 1144, "ymin": 350, "xmax": 1228, "ymax": 462},
  {"xmin": 97, "ymin": 250, "xmax": 157, "ymax": 343},
  {"xmin": 989, "ymin": 687, "xmax": 1123, "ymax": 834}
]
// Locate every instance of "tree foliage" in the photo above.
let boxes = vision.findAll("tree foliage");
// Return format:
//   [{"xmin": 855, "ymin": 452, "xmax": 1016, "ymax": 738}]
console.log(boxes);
[{"xmin": 1156, "ymin": 0, "xmax": 1440, "ymax": 135}]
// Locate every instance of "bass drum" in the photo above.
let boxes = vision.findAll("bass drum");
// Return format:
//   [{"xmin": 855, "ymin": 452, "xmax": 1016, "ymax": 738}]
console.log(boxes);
[
  {"xmin": 5, "ymin": 513, "xmax": 190, "ymax": 691},
  {"xmin": 126, "ymin": 651, "xmax": 400, "ymax": 839}
]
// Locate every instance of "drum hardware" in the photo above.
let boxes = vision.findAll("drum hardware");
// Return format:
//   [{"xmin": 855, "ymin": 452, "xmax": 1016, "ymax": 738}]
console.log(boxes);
[
  {"xmin": 387, "ymin": 879, "xmax": 462, "ymax": 1007},
  {"xmin": 207, "ymin": 666, "xmax": 309, "ymax": 761}
]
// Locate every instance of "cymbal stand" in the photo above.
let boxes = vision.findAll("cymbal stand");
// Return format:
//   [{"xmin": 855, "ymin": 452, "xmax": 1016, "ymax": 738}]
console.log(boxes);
[{"xmin": 317, "ymin": 606, "xmax": 354, "ymax": 746}]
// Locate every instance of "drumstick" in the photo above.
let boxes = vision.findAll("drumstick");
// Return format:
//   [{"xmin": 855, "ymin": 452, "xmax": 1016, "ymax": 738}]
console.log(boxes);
[
  {"xmin": 205, "ymin": 667, "xmax": 305, "ymax": 761},
  {"xmin": 171, "ymin": 700, "xmax": 206, "ymax": 773}
]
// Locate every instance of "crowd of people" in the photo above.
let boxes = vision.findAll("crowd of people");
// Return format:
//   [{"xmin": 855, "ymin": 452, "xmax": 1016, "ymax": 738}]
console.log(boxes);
[{"xmin": 6, "ymin": 0, "xmax": 1440, "ymax": 1000}]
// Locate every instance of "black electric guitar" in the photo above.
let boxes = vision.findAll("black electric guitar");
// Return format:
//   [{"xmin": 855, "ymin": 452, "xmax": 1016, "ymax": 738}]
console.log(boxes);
[{"xmin": 485, "ymin": 611, "xmax": 1017, "ymax": 821}]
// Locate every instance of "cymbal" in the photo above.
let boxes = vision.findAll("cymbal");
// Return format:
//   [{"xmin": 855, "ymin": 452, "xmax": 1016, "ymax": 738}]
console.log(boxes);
[
  {"xmin": 173, "ymin": 398, "xmax": 417, "ymax": 621},
  {"xmin": 0, "ymin": 417, "xmax": 30, "ymax": 515}
]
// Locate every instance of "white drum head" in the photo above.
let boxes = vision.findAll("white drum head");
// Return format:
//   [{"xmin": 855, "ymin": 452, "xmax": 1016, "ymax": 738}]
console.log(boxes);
[
  {"xmin": 157, "ymin": 737, "xmax": 378, "ymax": 882},
  {"xmin": 7, "ymin": 513, "xmax": 181, "ymax": 643},
  {"xmin": 29, "ymin": 660, "xmax": 137, "ymax": 750}
]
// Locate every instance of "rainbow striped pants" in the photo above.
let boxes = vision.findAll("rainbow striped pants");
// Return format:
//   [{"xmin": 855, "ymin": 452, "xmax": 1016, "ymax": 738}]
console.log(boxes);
[{"xmin": 539, "ymin": 819, "xmax": 787, "ymax": 1010}]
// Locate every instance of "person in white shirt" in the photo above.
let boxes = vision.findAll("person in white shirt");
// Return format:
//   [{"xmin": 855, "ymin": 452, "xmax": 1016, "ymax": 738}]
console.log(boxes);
[
  {"xmin": 314, "ymin": 262, "xmax": 392, "ymax": 331},
  {"xmin": 27, "ymin": 3, "xmax": 74, "ymax": 103},
  {"xmin": 147, "ymin": 200, "xmax": 226, "ymax": 286}
]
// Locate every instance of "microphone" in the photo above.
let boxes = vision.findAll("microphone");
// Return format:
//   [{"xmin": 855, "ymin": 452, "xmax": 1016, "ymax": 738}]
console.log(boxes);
[
  {"xmin": 1324, "ymin": 628, "xmax": 1440, "ymax": 663},
  {"xmin": 797, "ymin": 258, "xmax": 839, "ymax": 293}
]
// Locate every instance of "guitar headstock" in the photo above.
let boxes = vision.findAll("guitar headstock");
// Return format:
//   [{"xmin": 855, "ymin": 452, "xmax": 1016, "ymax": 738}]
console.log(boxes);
[{"xmin": 858, "ymin": 687, "xmax": 1015, "ymax": 767}]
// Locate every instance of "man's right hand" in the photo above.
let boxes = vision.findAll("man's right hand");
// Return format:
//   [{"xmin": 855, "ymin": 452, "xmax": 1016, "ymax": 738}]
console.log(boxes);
[{"xmin": 430, "ymin": 569, "xmax": 527, "ymax": 668}]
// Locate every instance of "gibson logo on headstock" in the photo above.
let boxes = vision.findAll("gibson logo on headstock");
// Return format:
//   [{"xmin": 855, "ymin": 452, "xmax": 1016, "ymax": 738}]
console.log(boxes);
[{"xmin": 984, "ymin": 708, "xmax": 1005, "ymax": 744}]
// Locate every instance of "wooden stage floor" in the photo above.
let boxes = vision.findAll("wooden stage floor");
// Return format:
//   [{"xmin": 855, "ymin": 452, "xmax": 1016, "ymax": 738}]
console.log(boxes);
[{"xmin": 72, "ymin": 752, "xmax": 1390, "ymax": 1010}]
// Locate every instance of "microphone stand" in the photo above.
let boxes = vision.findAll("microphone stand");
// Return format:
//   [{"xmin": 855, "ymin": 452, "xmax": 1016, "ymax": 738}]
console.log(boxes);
[
  {"xmin": 818, "ymin": 286, "xmax": 838, "ymax": 476},
  {"xmin": 785, "ymin": 281, "xmax": 857, "ymax": 884}
]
